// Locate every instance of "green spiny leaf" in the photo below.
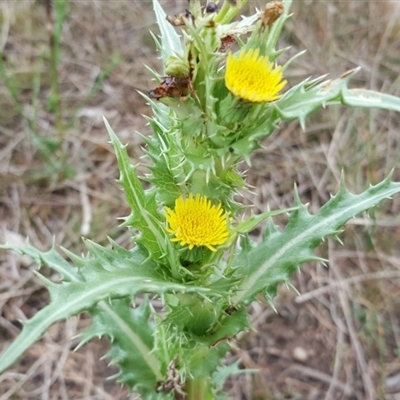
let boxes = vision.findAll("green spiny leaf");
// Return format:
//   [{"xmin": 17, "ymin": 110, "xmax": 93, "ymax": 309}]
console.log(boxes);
[
  {"xmin": 235, "ymin": 207, "xmax": 297, "ymax": 235},
  {"xmin": 79, "ymin": 299, "xmax": 161, "ymax": 396},
  {"xmin": 144, "ymin": 117, "xmax": 187, "ymax": 204},
  {"xmin": 153, "ymin": 0, "xmax": 183, "ymax": 62},
  {"xmin": 232, "ymin": 175, "xmax": 400, "ymax": 304},
  {"xmin": 187, "ymin": 344, "xmax": 230, "ymax": 379},
  {"xmin": 196, "ymin": 306, "xmax": 251, "ymax": 347},
  {"xmin": 0, "ymin": 242, "xmax": 80, "ymax": 282},
  {"xmin": 275, "ymin": 67, "xmax": 400, "ymax": 129},
  {"xmin": 0, "ymin": 243, "xmax": 220, "ymax": 373},
  {"xmin": 341, "ymin": 87, "xmax": 400, "ymax": 112},
  {"xmin": 104, "ymin": 117, "xmax": 181, "ymax": 276},
  {"xmin": 274, "ymin": 72, "xmax": 348, "ymax": 128}
]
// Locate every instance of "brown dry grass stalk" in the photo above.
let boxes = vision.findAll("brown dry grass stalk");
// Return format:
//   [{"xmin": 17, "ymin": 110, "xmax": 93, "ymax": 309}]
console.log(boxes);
[{"xmin": 1, "ymin": 1, "xmax": 400, "ymax": 399}]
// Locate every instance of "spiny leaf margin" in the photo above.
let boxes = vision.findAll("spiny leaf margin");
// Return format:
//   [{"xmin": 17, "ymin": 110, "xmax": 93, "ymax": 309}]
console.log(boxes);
[
  {"xmin": 0, "ymin": 242, "xmax": 219, "ymax": 374},
  {"xmin": 104, "ymin": 117, "xmax": 181, "ymax": 277},
  {"xmin": 232, "ymin": 174, "xmax": 400, "ymax": 304}
]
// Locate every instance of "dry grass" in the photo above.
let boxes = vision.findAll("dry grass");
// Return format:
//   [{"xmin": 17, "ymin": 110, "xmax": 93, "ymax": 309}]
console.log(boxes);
[{"xmin": 1, "ymin": 0, "xmax": 400, "ymax": 399}]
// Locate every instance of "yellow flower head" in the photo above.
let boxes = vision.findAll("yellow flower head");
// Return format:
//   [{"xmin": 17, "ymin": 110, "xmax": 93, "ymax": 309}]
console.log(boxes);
[
  {"xmin": 165, "ymin": 194, "xmax": 229, "ymax": 252},
  {"xmin": 225, "ymin": 48, "xmax": 286, "ymax": 103}
]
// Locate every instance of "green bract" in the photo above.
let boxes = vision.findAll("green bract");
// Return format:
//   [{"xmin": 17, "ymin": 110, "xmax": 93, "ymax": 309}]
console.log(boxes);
[{"xmin": 2, "ymin": 0, "xmax": 400, "ymax": 398}]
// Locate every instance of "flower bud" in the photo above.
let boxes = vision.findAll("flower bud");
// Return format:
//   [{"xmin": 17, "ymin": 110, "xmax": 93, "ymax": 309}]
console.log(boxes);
[
  {"xmin": 206, "ymin": 2, "xmax": 219, "ymax": 13},
  {"xmin": 164, "ymin": 55, "xmax": 190, "ymax": 78}
]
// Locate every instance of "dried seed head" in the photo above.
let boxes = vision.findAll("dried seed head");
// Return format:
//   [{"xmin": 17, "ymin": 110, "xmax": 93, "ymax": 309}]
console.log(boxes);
[{"xmin": 262, "ymin": 1, "xmax": 284, "ymax": 28}]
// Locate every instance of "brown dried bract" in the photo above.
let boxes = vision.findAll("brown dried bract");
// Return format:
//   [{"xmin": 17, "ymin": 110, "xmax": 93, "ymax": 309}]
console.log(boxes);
[
  {"xmin": 218, "ymin": 34, "xmax": 236, "ymax": 53},
  {"xmin": 262, "ymin": 1, "xmax": 284, "ymax": 28},
  {"xmin": 166, "ymin": 10, "xmax": 193, "ymax": 27},
  {"xmin": 149, "ymin": 76, "xmax": 190, "ymax": 100},
  {"xmin": 156, "ymin": 358, "xmax": 186, "ymax": 399}
]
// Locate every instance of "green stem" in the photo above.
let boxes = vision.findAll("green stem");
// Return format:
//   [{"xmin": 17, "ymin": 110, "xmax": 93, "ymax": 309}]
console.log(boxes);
[
  {"xmin": 214, "ymin": 0, "xmax": 249, "ymax": 24},
  {"xmin": 185, "ymin": 377, "xmax": 213, "ymax": 400}
]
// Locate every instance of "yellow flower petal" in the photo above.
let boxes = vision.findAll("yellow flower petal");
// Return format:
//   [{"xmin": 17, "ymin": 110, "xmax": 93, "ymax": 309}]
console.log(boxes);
[
  {"xmin": 165, "ymin": 194, "xmax": 229, "ymax": 252},
  {"xmin": 225, "ymin": 48, "xmax": 286, "ymax": 103}
]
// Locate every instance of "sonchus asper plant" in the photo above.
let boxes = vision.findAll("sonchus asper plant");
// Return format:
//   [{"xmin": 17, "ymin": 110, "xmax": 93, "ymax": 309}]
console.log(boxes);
[{"xmin": 2, "ymin": 0, "xmax": 400, "ymax": 398}]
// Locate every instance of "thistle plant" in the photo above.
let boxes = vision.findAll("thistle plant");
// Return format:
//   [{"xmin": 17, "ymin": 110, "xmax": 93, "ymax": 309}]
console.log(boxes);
[{"xmin": 2, "ymin": 0, "xmax": 400, "ymax": 398}]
